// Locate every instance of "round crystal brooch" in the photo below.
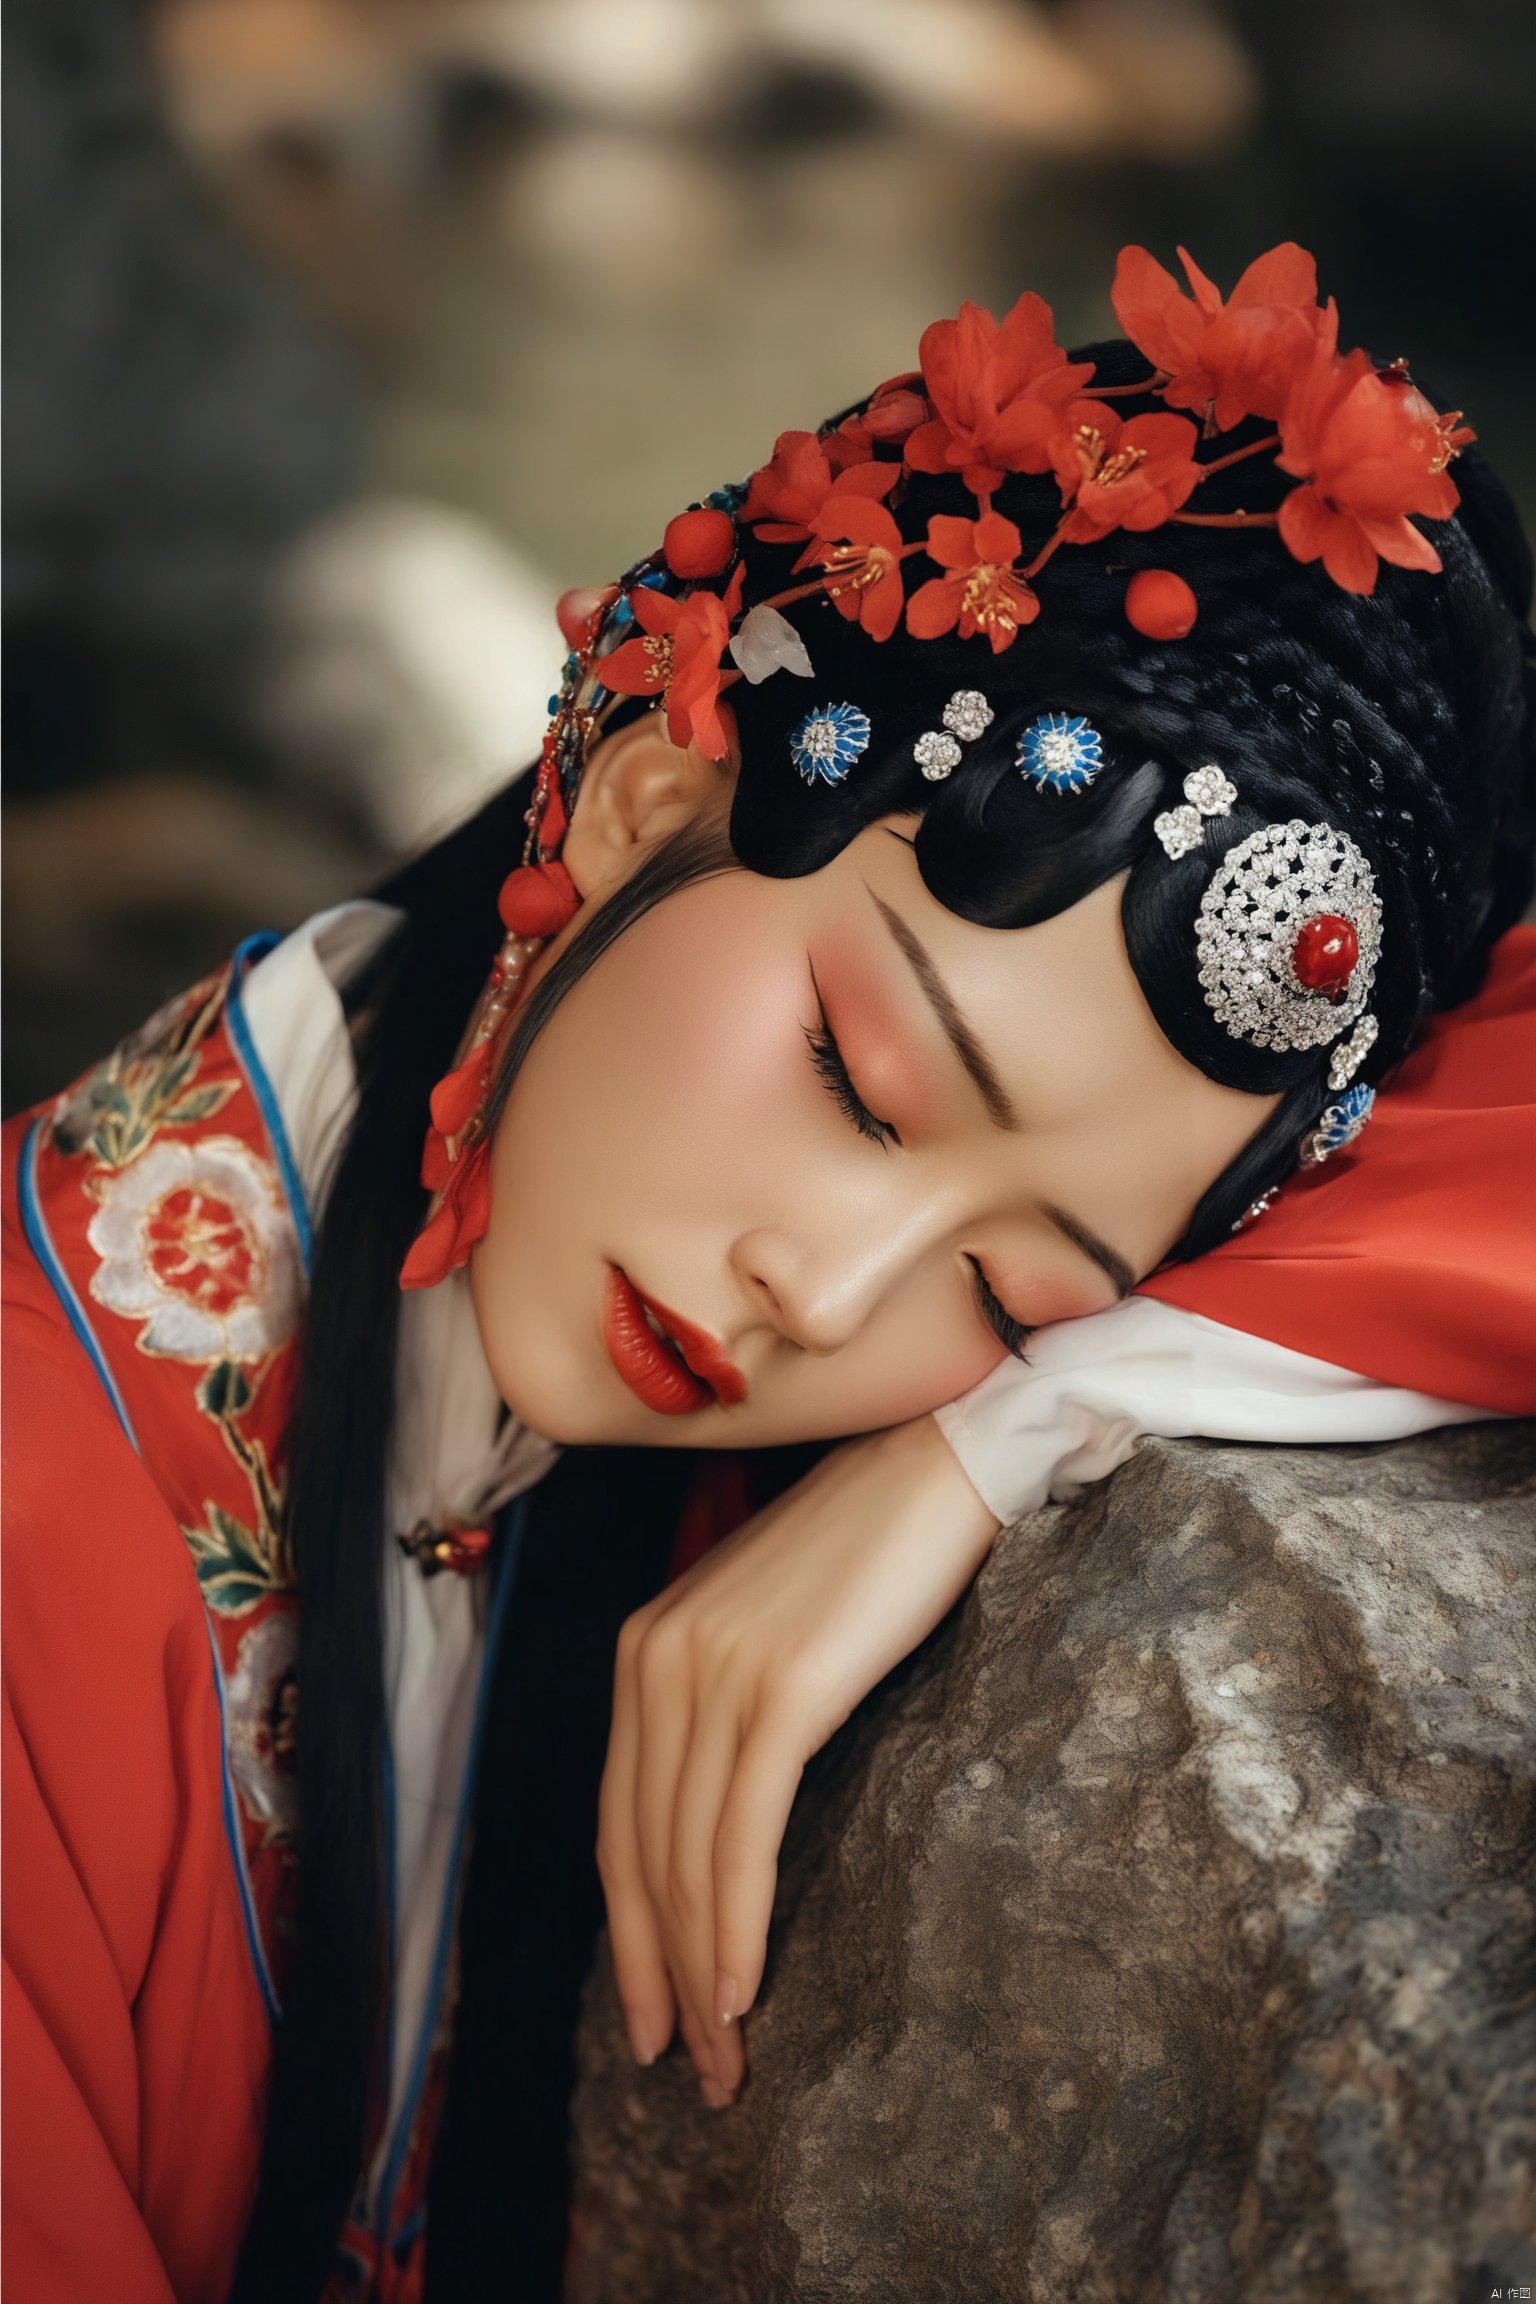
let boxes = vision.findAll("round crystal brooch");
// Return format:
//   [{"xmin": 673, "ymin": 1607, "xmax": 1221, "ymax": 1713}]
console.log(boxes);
[{"xmin": 1195, "ymin": 820, "xmax": 1382, "ymax": 1052}]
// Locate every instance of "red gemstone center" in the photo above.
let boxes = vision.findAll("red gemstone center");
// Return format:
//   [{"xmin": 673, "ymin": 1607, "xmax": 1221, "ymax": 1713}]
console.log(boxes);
[{"xmin": 1292, "ymin": 912, "xmax": 1359, "ymax": 1000}]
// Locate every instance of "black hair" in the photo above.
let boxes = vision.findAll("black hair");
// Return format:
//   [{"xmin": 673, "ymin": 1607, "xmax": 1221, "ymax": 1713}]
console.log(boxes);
[{"xmin": 232, "ymin": 342, "xmax": 1534, "ymax": 2295}]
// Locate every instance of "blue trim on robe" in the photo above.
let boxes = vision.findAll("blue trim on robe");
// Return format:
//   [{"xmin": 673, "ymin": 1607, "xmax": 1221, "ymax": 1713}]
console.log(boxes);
[
  {"xmin": 16, "ymin": 1118, "xmax": 141, "ymax": 1453},
  {"xmin": 201, "ymin": 1615, "xmax": 283, "ymax": 2023},
  {"xmin": 225, "ymin": 931, "xmax": 315, "ymax": 1274},
  {"xmin": 374, "ymin": 1498, "xmax": 528, "ymax": 2247}
]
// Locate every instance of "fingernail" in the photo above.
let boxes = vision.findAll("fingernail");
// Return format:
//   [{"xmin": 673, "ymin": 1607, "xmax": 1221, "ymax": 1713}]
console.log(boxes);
[
  {"xmin": 700, "ymin": 2076, "xmax": 733, "ymax": 2111},
  {"xmin": 714, "ymin": 1973, "xmax": 739, "ymax": 2030},
  {"xmin": 624, "ymin": 2016, "xmax": 657, "ymax": 2067}
]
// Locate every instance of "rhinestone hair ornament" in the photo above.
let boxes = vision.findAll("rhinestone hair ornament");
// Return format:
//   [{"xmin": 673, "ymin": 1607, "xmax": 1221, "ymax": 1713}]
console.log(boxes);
[
  {"xmin": 914, "ymin": 689, "xmax": 994, "ymax": 780},
  {"xmin": 1196, "ymin": 820, "xmax": 1382, "ymax": 1052}
]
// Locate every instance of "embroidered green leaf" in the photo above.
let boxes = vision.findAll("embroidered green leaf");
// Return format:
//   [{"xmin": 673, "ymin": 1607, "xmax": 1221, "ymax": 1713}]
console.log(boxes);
[
  {"xmin": 184, "ymin": 1503, "xmax": 286, "ymax": 1616},
  {"xmin": 163, "ymin": 1082, "xmax": 237, "ymax": 1127},
  {"xmin": 157, "ymin": 1051, "xmax": 197, "ymax": 1100},
  {"xmin": 198, "ymin": 1360, "xmax": 254, "ymax": 1420}
]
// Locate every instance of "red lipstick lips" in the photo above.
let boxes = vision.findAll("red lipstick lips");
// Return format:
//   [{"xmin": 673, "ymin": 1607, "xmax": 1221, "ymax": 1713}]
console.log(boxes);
[{"xmin": 602, "ymin": 1267, "xmax": 748, "ymax": 1416}]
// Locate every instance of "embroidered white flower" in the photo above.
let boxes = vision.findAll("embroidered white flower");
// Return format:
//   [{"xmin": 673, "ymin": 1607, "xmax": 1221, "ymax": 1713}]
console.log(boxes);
[
  {"xmin": 226, "ymin": 1612, "xmax": 299, "ymax": 1838},
  {"xmin": 88, "ymin": 1135, "xmax": 302, "ymax": 1362}
]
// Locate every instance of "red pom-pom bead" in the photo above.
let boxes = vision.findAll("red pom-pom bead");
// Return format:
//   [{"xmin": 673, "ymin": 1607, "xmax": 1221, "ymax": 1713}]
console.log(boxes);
[
  {"xmin": 1125, "ymin": 569, "xmax": 1198, "ymax": 641},
  {"xmin": 1293, "ymin": 913, "xmax": 1359, "ymax": 998},
  {"xmin": 663, "ymin": 507, "xmax": 735, "ymax": 580},
  {"xmin": 497, "ymin": 860, "xmax": 578, "ymax": 939}
]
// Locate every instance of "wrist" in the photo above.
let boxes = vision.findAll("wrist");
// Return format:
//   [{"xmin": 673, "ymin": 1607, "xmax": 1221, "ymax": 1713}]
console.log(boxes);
[{"xmin": 873, "ymin": 1413, "xmax": 1003, "ymax": 1544}]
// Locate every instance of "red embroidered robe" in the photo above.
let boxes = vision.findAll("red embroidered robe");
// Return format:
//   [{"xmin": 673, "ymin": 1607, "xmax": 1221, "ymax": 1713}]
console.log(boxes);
[{"xmin": 2, "ymin": 942, "xmax": 451, "ymax": 2304}]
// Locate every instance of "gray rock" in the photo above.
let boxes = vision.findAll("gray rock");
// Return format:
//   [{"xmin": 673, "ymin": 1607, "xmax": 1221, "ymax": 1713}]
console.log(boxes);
[{"xmin": 569, "ymin": 1425, "xmax": 1536, "ymax": 2304}]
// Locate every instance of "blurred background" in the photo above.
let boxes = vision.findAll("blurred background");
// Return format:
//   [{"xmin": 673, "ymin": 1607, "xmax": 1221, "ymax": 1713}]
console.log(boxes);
[{"xmin": 7, "ymin": 0, "xmax": 1535, "ymax": 1107}]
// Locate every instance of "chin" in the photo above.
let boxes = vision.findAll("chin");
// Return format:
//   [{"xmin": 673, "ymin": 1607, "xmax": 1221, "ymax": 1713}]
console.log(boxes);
[{"xmin": 479, "ymin": 1329, "xmax": 608, "ymax": 1447}]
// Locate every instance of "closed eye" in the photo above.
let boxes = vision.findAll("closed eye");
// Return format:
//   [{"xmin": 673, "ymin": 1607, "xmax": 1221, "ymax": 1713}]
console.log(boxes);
[
  {"xmin": 804, "ymin": 982, "xmax": 901, "ymax": 1150},
  {"xmin": 967, "ymin": 1256, "xmax": 1033, "ymax": 1360},
  {"xmin": 803, "ymin": 973, "xmax": 1030, "ymax": 1358}
]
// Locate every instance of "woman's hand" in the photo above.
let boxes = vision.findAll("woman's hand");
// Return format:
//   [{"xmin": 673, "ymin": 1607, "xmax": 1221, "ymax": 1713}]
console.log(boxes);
[{"xmin": 596, "ymin": 1413, "xmax": 1001, "ymax": 2105}]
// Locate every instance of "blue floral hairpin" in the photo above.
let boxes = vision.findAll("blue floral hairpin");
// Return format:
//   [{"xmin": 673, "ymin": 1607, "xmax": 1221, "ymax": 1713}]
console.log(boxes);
[
  {"xmin": 1300, "ymin": 1083, "xmax": 1375, "ymax": 1166},
  {"xmin": 1018, "ymin": 711, "xmax": 1103, "ymax": 795},
  {"xmin": 791, "ymin": 701, "xmax": 871, "ymax": 786}
]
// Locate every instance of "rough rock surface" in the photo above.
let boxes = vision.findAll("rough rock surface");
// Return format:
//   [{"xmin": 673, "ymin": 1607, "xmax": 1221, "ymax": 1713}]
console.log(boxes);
[{"xmin": 568, "ymin": 1426, "xmax": 1536, "ymax": 2304}]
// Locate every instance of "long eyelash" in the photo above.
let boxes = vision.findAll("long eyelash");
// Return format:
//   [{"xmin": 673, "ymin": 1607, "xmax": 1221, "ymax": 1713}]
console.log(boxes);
[
  {"xmin": 967, "ymin": 1257, "xmax": 1033, "ymax": 1361},
  {"xmin": 803, "ymin": 1017, "xmax": 900, "ymax": 1150}
]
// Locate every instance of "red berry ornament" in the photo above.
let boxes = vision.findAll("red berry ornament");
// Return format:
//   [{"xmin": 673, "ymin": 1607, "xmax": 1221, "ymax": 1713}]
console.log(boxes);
[
  {"xmin": 1292, "ymin": 912, "xmax": 1359, "ymax": 999},
  {"xmin": 663, "ymin": 507, "xmax": 735, "ymax": 579},
  {"xmin": 1125, "ymin": 568, "xmax": 1198, "ymax": 640},
  {"xmin": 497, "ymin": 859, "xmax": 578, "ymax": 939}
]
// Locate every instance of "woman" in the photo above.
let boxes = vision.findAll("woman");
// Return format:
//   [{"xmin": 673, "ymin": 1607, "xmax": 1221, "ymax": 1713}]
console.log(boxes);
[{"xmin": 5, "ymin": 243, "xmax": 1533, "ymax": 2303}]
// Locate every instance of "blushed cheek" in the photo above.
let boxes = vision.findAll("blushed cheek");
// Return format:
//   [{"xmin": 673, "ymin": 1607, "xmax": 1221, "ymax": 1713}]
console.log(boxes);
[
  {"xmin": 840, "ymin": 1326, "xmax": 1013, "ymax": 1432},
  {"xmin": 661, "ymin": 934, "xmax": 814, "ymax": 1159}
]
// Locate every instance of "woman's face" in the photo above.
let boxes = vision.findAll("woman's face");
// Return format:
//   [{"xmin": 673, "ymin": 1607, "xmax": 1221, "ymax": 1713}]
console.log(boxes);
[{"xmin": 470, "ymin": 732, "xmax": 1278, "ymax": 1449}]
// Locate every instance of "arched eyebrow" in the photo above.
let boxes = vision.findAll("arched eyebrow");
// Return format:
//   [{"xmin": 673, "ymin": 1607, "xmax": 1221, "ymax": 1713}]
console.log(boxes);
[
  {"xmin": 869, "ymin": 886, "xmax": 1137, "ymax": 1302},
  {"xmin": 870, "ymin": 891, "xmax": 1020, "ymax": 1130}
]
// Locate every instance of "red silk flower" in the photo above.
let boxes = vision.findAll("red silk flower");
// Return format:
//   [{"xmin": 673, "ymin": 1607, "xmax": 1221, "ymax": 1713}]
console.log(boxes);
[
  {"xmin": 905, "ymin": 292, "xmax": 1095, "ymax": 495},
  {"xmin": 1058, "ymin": 406, "xmax": 1202, "ymax": 538},
  {"xmin": 1275, "ymin": 345, "xmax": 1473, "ymax": 594},
  {"xmin": 401, "ymin": 1140, "xmax": 491, "ymax": 1291},
  {"xmin": 600, "ymin": 567, "xmax": 744, "ymax": 759},
  {"xmin": 907, "ymin": 511, "xmax": 1039, "ymax": 652},
  {"xmin": 740, "ymin": 431, "xmax": 897, "ymax": 544},
  {"xmin": 824, "ymin": 374, "xmax": 929, "ymax": 471},
  {"xmin": 797, "ymin": 497, "xmax": 907, "ymax": 642},
  {"xmin": 1111, "ymin": 241, "xmax": 1334, "ymax": 431}
]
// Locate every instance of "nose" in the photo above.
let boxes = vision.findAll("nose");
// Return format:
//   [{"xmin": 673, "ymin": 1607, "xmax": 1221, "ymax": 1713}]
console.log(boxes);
[{"xmin": 729, "ymin": 1222, "xmax": 908, "ymax": 1357}]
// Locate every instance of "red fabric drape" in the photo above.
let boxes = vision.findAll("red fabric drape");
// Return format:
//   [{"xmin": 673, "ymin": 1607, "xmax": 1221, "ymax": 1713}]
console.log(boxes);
[{"xmin": 1144, "ymin": 926, "xmax": 1536, "ymax": 1415}]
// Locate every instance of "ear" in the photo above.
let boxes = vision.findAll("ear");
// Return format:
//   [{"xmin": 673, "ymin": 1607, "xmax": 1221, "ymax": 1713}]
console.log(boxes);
[{"xmin": 561, "ymin": 712, "xmax": 733, "ymax": 903}]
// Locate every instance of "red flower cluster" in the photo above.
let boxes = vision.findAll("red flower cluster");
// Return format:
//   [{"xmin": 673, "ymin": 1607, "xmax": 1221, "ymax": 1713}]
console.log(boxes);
[
  {"xmin": 903, "ymin": 293, "xmax": 1095, "ymax": 494},
  {"xmin": 1109, "ymin": 241, "xmax": 1335, "ymax": 431},
  {"xmin": 583, "ymin": 241, "xmax": 1471, "ymax": 764},
  {"xmin": 1275, "ymin": 344, "xmax": 1473, "ymax": 594}
]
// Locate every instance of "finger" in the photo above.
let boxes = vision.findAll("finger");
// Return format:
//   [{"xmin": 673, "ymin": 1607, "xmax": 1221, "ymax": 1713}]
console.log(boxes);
[
  {"xmin": 679, "ymin": 2001, "xmax": 735, "ymax": 2113},
  {"xmin": 668, "ymin": 1699, "xmax": 748, "ymax": 2090},
  {"xmin": 631, "ymin": 1621, "xmax": 707, "ymax": 2056},
  {"xmin": 712, "ymin": 1713, "xmax": 807, "ymax": 2029},
  {"xmin": 599, "ymin": 1624, "xmax": 675, "ymax": 2065}
]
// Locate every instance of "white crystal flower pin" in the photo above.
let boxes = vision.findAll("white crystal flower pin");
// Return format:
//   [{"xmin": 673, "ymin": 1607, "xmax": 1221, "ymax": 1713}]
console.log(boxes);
[
  {"xmin": 1155, "ymin": 763, "xmax": 1237, "ymax": 859},
  {"xmin": 913, "ymin": 688, "xmax": 994, "ymax": 781}
]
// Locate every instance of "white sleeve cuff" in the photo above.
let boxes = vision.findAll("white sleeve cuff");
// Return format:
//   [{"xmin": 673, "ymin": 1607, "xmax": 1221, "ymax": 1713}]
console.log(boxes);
[{"xmin": 934, "ymin": 1296, "xmax": 1492, "ymax": 1527}]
